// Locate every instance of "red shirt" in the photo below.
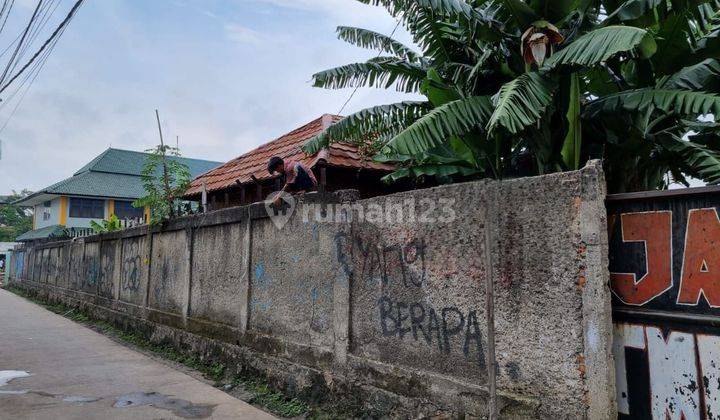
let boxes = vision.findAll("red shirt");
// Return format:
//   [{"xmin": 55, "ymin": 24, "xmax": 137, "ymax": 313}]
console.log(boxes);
[{"xmin": 284, "ymin": 161, "xmax": 317, "ymax": 189}]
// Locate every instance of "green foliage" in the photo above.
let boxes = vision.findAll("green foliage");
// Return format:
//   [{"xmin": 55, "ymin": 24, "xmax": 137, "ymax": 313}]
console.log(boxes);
[
  {"xmin": 542, "ymin": 26, "xmax": 657, "ymax": 69},
  {"xmin": 133, "ymin": 145, "xmax": 191, "ymax": 225},
  {"xmin": 336, "ymin": 26, "xmax": 419, "ymax": 61},
  {"xmin": 312, "ymin": 58, "xmax": 427, "ymax": 92},
  {"xmin": 386, "ymin": 96, "xmax": 494, "ymax": 154},
  {"xmin": 231, "ymin": 376, "xmax": 309, "ymax": 417},
  {"xmin": 304, "ymin": 0, "xmax": 720, "ymax": 192},
  {"xmin": 605, "ymin": 0, "xmax": 664, "ymax": 22},
  {"xmin": 487, "ymin": 72, "xmax": 555, "ymax": 135},
  {"xmin": 562, "ymin": 73, "xmax": 583, "ymax": 170},
  {"xmin": 303, "ymin": 101, "xmax": 431, "ymax": 154},
  {"xmin": 89, "ymin": 214, "xmax": 122, "ymax": 234},
  {"xmin": 661, "ymin": 59, "xmax": 720, "ymax": 91},
  {"xmin": 0, "ymin": 190, "xmax": 32, "ymax": 241},
  {"xmin": 585, "ymin": 89, "xmax": 720, "ymax": 117},
  {"xmin": 658, "ymin": 133, "xmax": 720, "ymax": 184}
]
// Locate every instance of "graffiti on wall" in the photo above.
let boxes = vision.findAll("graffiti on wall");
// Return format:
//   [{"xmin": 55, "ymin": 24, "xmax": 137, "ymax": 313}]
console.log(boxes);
[
  {"xmin": 152, "ymin": 257, "xmax": 170, "ymax": 305},
  {"xmin": 250, "ymin": 261, "xmax": 273, "ymax": 313},
  {"xmin": 69, "ymin": 246, "xmax": 83, "ymax": 290},
  {"xmin": 614, "ymin": 322, "xmax": 720, "ymax": 419},
  {"xmin": 14, "ymin": 251, "xmax": 24, "ymax": 279},
  {"xmin": 335, "ymin": 231, "xmax": 486, "ymax": 369},
  {"xmin": 121, "ymin": 240, "xmax": 142, "ymax": 293},
  {"xmin": 250, "ymin": 258, "xmax": 333, "ymax": 334},
  {"xmin": 378, "ymin": 296, "xmax": 486, "ymax": 367},
  {"xmin": 335, "ymin": 231, "xmax": 427, "ymax": 288},
  {"xmin": 86, "ymin": 258, "xmax": 99, "ymax": 287},
  {"xmin": 610, "ymin": 209, "xmax": 720, "ymax": 308},
  {"xmin": 610, "ymin": 203, "xmax": 720, "ymax": 419},
  {"xmin": 98, "ymin": 245, "xmax": 115, "ymax": 298},
  {"xmin": 46, "ymin": 249, "xmax": 58, "ymax": 283}
]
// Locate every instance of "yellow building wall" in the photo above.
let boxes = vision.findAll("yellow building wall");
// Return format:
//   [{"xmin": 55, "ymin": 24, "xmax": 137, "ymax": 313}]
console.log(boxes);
[{"xmin": 59, "ymin": 196, "xmax": 68, "ymax": 226}]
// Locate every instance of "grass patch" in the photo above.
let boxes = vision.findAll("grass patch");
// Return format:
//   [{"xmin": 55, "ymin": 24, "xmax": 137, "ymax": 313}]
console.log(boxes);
[{"xmin": 232, "ymin": 376, "xmax": 309, "ymax": 417}]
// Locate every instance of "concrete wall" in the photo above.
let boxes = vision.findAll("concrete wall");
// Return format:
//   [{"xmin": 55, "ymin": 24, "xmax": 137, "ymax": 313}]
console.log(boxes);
[{"xmin": 7, "ymin": 161, "xmax": 614, "ymax": 419}]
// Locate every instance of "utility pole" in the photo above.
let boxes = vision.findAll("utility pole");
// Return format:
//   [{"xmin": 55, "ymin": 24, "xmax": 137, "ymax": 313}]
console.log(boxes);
[{"xmin": 155, "ymin": 109, "xmax": 173, "ymax": 217}]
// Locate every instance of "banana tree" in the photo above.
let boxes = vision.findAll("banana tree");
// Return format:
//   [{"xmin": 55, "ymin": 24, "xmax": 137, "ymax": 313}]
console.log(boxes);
[{"xmin": 303, "ymin": 0, "xmax": 720, "ymax": 193}]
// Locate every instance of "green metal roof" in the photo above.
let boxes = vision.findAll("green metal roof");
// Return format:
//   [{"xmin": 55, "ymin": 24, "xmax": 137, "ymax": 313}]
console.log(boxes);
[
  {"xmin": 16, "ymin": 148, "xmax": 222, "ymax": 205},
  {"xmin": 73, "ymin": 148, "xmax": 221, "ymax": 177},
  {"xmin": 42, "ymin": 171, "xmax": 147, "ymax": 199},
  {"xmin": 16, "ymin": 225, "xmax": 68, "ymax": 242}
]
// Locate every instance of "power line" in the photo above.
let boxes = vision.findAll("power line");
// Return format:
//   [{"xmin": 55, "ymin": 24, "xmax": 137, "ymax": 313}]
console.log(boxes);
[
  {"xmin": 0, "ymin": 0, "xmax": 44, "ymax": 88},
  {"xmin": 0, "ymin": 0, "xmax": 82, "ymax": 134},
  {"xmin": 0, "ymin": 0, "xmax": 16, "ymax": 37},
  {"xmin": 17, "ymin": 0, "xmax": 62, "ymax": 64},
  {"xmin": 0, "ymin": 5, "xmax": 66, "ymax": 128},
  {"xmin": 337, "ymin": 18, "xmax": 402, "ymax": 115},
  {"xmin": 0, "ymin": 0, "xmax": 84, "ymax": 96},
  {"xmin": 0, "ymin": 18, "xmax": 62, "ymax": 119},
  {"xmin": 0, "ymin": 1, "xmax": 60, "ymax": 110},
  {"xmin": 0, "ymin": 0, "xmax": 15, "ymax": 33},
  {"xmin": 6, "ymin": 0, "xmax": 60, "ymax": 83},
  {"xmin": 0, "ymin": 26, "xmax": 25, "ymax": 61},
  {"xmin": 0, "ymin": 55, "xmax": 49, "ymax": 133}
]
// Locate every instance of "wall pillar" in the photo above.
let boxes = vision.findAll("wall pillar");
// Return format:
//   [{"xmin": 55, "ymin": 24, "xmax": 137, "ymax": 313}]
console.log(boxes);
[
  {"xmin": 112, "ymin": 239, "xmax": 122, "ymax": 301},
  {"xmin": 484, "ymin": 182, "xmax": 499, "ymax": 420},
  {"xmin": 182, "ymin": 227, "xmax": 194, "ymax": 324},
  {"xmin": 332, "ymin": 233, "xmax": 351, "ymax": 366},
  {"xmin": 238, "ymin": 214, "xmax": 252, "ymax": 335},
  {"xmin": 143, "ymin": 229, "xmax": 153, "ymax": 309}
]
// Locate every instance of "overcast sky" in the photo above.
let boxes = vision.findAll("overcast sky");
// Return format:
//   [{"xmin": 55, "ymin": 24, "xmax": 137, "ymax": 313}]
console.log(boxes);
[{"xmin": 0, "ymin": 0, "xmax": 418, "ymax": 194}]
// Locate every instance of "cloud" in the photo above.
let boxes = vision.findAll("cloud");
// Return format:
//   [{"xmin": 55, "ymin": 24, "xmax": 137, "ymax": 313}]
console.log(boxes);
[
  {"xmin": 202, "ymin": 9, "xmax": 219, "ymax": 20},
  {"xmin": 249, "ymin": 0, "xmax": 399, "ymax": 27},
  {"xmin": 0, "ymin": 0, "xmax": 420, "ymax": 194},
  {"xmin": 224, "ymin": 23, "xmax": 261, "ymax": 44}
]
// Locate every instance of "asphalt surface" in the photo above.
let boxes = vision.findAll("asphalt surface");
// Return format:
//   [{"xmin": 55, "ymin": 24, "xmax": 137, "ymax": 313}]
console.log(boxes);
[{"xmin": 0, "ymin": 288, "xmax": 275, "ymax": 419}]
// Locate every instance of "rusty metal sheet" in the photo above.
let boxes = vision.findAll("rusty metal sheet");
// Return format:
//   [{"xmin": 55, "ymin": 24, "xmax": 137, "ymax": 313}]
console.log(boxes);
[{"xmin": 608, "ymin": 189, "xmax": 720, "ymax": 419}]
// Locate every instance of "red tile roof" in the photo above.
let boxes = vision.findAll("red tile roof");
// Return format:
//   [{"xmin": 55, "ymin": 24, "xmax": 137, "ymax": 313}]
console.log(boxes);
[{"xmin": 185, "ymin": 114, "xmax": 395, "ymax": 196}]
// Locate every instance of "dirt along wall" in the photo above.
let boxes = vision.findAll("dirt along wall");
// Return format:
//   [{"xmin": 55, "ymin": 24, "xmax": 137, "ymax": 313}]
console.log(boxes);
[{"xmin": 7, "ymin": 161, "xmax": 614, "ymax": 419}]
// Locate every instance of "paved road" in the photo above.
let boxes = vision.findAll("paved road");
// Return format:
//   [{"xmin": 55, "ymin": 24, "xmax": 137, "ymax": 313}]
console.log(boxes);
[{"xmin": 0, "ymin": 289, "xmax": 275, "ymax": 420}]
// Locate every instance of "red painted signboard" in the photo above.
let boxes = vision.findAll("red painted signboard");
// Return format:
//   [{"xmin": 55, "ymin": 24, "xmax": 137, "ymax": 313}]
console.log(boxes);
[{"xmin": 609, "ymin": 189, "xmax": 720, "ymax": 419}]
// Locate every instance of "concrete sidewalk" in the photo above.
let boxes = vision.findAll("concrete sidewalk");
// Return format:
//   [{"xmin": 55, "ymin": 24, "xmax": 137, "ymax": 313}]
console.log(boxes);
[{"xmin": 0, "ymin": 288, "xmax": 275, "ymax": 419}]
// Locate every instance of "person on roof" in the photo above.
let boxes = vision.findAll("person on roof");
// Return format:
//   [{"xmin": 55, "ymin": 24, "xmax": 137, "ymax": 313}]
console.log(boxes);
[{"xmin": 267, "ymin": 156, "xmax": 318, "ymax": 206}]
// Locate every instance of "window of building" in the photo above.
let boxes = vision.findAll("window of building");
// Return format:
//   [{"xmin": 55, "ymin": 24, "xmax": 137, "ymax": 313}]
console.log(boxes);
[
  {"xmin": 42, "ymin": 210, "xmax": 51, "ymax": 221},
  {"xmin": 43, "ymin": 200, "xmax": 51, "ymax": 207},
  {"xmin": 114, "ymin": 200, "xmax": 143, "ymax": 220},
  {"xmin": 69, "ymin": 198, "xmax": 104, "ymax": 219}
]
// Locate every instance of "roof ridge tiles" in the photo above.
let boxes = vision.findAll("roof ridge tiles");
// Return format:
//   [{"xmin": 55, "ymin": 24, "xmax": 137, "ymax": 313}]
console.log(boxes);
[{"xmin": 185, "ymin": 113, "xmax": 394, "ymax": 197}]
